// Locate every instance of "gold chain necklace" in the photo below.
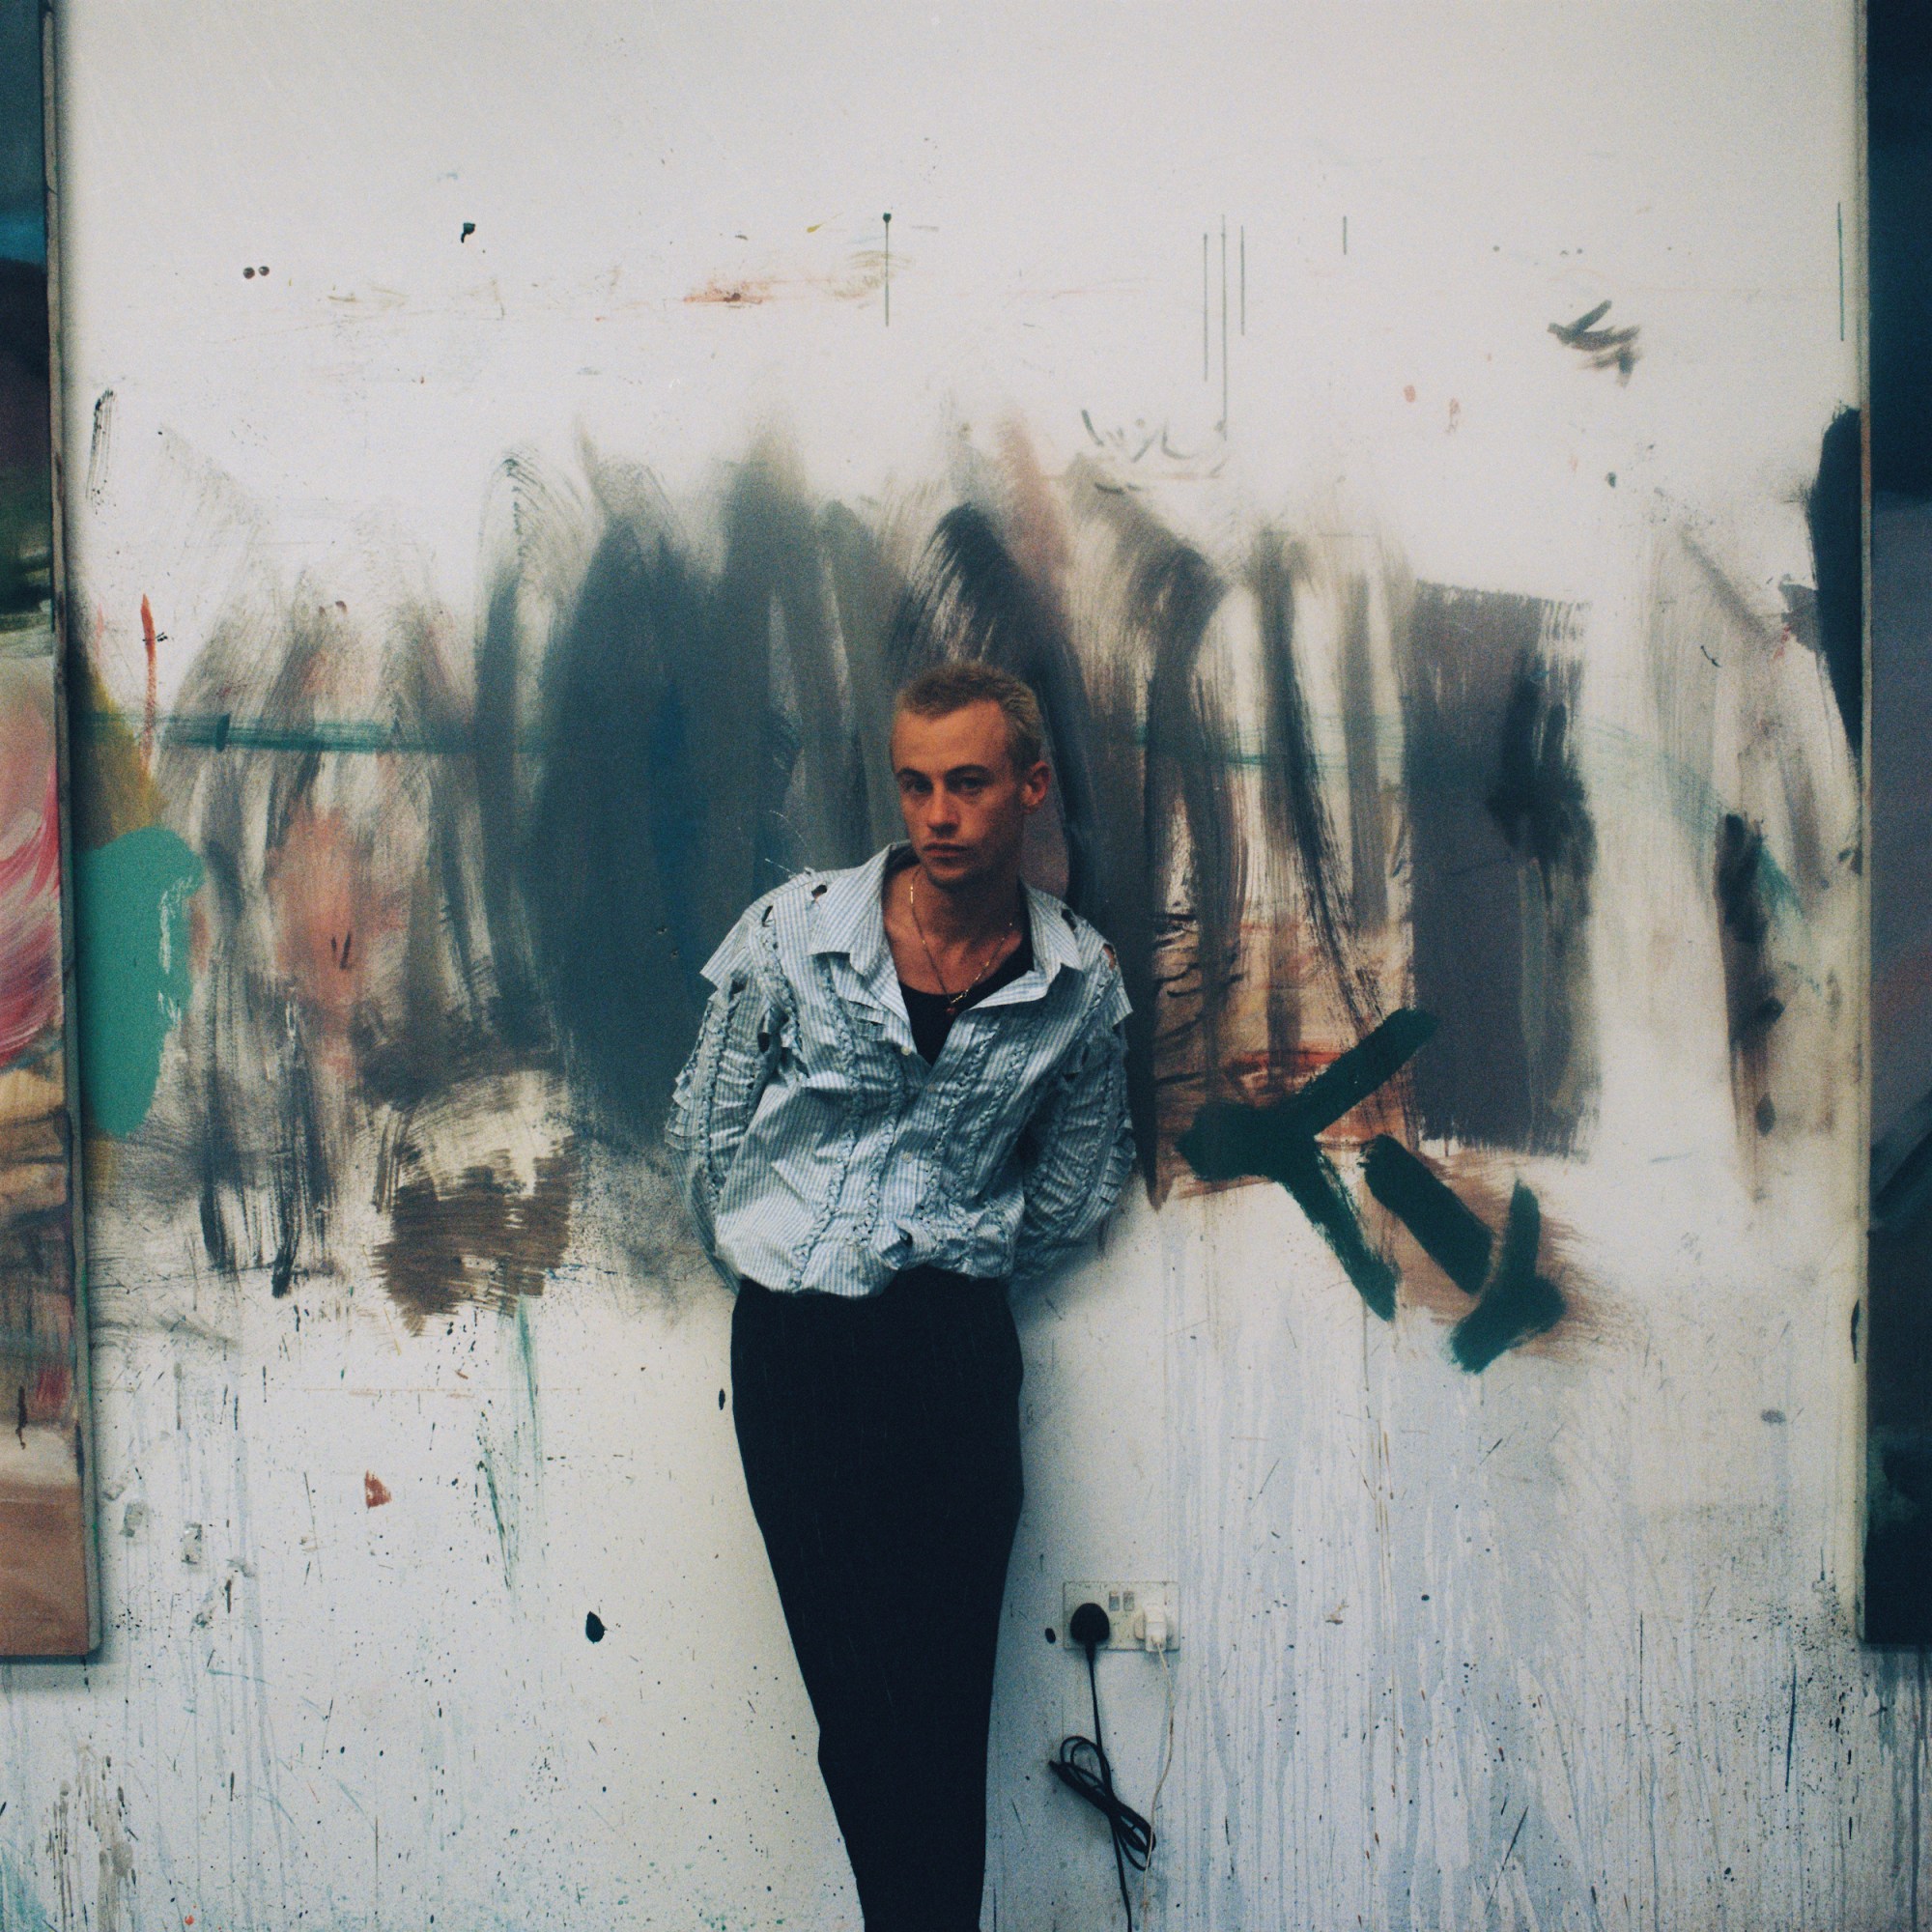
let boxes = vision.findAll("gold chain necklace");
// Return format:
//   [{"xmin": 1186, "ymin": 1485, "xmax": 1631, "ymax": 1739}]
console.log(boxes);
[{"xmin": 908, "ymin": 870, "xmax": 1015, "ymax": 1014}]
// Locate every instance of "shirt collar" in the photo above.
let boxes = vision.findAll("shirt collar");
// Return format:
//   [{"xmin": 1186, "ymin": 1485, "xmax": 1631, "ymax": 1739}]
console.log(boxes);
[
  {"xmin": 808, "ymin": 845, "xmax": 898, "ymax": 975},
  {"xmin": 809, "ymin": 843, "xmax": 1084, "ymax": 989}
]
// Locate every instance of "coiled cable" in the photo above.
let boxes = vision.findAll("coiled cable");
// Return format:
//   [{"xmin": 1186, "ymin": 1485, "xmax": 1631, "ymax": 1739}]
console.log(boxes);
[{"xmin": 1048, "ymin": 1604, "xmax": 1155, "ymax": 1931}]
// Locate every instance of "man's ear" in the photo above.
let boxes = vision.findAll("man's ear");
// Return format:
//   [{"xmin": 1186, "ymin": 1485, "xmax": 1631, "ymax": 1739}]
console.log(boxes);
[{"xmin": 1021, "ymin": 760, "xmax": 1052, "ymax": 810}]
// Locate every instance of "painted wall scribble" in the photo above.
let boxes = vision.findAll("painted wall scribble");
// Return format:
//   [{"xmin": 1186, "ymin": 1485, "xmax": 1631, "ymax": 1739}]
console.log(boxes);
[
  {"xmin": 1178, "ymin": 1009, "xmax": 1436, "ymax": 1323},
  {"xmin": 59, "ymin": 414, "xmax": 1855, "ymax": 1384}
]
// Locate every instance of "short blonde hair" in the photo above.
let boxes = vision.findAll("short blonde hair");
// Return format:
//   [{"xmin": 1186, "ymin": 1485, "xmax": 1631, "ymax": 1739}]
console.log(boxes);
[{"xmin": 894, "ymin": 662, "xmax": 1045, "ymax": 770}]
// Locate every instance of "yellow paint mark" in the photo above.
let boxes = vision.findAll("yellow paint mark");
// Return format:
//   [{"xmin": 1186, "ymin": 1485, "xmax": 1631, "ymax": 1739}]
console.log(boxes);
[{"xmin": 72, "ymin": 663, "xmax": 158, "ymax": 852}]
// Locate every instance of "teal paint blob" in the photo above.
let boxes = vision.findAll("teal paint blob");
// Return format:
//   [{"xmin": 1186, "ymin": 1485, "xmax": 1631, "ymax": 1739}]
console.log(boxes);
[{"xmin": 74, "ymin": 825, "xmax": 203, "ymax": 1138}]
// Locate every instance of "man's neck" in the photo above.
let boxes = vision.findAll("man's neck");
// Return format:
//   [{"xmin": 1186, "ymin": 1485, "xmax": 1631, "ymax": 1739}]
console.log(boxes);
[{"xmin": 903, "ymin": 853, "xmax": 1024, "ymax": 949}]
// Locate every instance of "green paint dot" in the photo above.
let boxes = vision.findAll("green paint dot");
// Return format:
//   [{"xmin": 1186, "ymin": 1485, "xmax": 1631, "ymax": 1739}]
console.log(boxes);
[{"xmin": 74, "ymin": 825, "xmax": 203, "ymax": 1138}]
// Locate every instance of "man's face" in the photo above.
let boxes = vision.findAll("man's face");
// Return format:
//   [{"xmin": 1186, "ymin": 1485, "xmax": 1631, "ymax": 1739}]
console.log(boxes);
[{"xmin": 891, "ymin": 699, "xmax": 1050, "ymax": 892}]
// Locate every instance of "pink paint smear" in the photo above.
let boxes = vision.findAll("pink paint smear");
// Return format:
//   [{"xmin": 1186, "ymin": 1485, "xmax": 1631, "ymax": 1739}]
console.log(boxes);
[{"xmin": 0, "ymin": 754, "xmax": 64, "ymax": 1067}]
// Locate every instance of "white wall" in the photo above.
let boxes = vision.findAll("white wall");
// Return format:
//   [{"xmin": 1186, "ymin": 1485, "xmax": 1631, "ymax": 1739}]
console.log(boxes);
[{"xmin": 5, "ymin": 6, "xmax": 1909, "ymax": 1930}]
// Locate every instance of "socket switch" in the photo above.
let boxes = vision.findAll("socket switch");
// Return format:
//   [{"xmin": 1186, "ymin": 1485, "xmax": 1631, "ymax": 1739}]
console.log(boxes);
[{"xmin": 1060, "ymin": 1579, "xmax": 1179, "ymax": 1653}]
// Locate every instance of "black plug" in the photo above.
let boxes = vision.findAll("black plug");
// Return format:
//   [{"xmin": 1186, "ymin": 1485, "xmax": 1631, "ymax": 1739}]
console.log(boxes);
[{"xmin": 1068, "ymin": 1600, "xmax": 1111, "ymax": 1657}]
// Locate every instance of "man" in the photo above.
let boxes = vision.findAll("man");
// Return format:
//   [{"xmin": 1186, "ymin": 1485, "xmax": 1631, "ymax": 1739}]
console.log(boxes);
[{"xmin": 667, "ymin": 660, "xmax": 1134, "ymax": 1931}]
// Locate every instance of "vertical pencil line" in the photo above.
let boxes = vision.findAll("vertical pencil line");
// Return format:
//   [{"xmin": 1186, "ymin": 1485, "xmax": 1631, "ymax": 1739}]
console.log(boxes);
[
  {"xmin": 1220, "ymin": 216, "xmax": 1230, "ymax": 431},
  {"xmin": 883, "ymin": 211, "xmax": 892, "ymax": 327},
  {"xmin": 1239, "ymin": 225, "xmax": 1246, "ymax": 335},
  {"xmin": 1837, "ymin": 201, "xmax": 1845, "ymax": 344}
]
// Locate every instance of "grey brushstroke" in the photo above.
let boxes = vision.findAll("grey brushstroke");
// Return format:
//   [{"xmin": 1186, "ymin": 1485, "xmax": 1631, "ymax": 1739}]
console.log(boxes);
[
  {"xmin": 1338, "ymin": 577, "xmax": 1389, "ymax": 930},
  {"xmin": 1679, "ymin": 533, "xmax": 1826, "ymax": 896},
  {"xmin": 83, "ymin": 387, "xmax": 113, "ymax": 506},
  {"xmin": 1249, "ymin": 533, "xmax": 1378, "ymax": 1040},
  {"xmin": 1396, "ymin": 584, "xmax": 1597, "ymax": 1152},
  {"xmin": 150, "ymin": 592, "xmax": 500, "ymax": 1283},
  {"xmin": 1075, "ymin": 473, "xmax": 1241, "ymax": 1186},
  {"xmin": 821, "ymin": 500, "xmax": 914, "ymax": 853},
  {"xmin": 518, "ymin": 500, "xmax": 716, "ymax": 1124}
]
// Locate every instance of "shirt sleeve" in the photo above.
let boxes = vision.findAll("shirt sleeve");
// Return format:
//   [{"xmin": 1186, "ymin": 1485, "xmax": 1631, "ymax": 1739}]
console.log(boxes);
[
  {"xmin": 665, "ymin": 906, "xmax": 787, "ymax": 1264},
  {"xmin": 1010, "ymin": 965, "xmax": 1136, "ymax": 1281}
]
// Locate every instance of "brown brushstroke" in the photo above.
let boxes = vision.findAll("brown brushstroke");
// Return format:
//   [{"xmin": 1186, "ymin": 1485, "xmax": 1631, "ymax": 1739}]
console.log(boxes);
[
  {"xmin": 1362, "ymin": 1141, "xmax": 1603, "ymax": 1353},
  {"xmin": 374, "ymin": 1139, "xmax": 577, "ymax": 1332},
  {"xmin": 684, "ymin": 278, "xmax": 774, "ymax": 306},
  {"xmin": 140, "ymin": 594, "xmax": 158, "ymax": 763}
]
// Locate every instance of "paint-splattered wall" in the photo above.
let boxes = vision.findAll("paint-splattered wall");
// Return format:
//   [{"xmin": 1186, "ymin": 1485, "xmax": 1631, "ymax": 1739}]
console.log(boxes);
[{"xmin": 4, "ymin": 5, "xmax": 1916, "ymax": 1928}]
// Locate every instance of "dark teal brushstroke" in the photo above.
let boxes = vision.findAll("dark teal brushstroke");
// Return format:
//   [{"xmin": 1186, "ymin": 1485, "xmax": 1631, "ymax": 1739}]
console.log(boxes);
[
  {"xmin": 521, "ymin": 515, "xmax": 713, "ymax": 1130},
  {"xmin": 1449, "ymin": 1181, "xmax": 1565, "ymax": 1372},
  {"xmin": 1176, "ymin": 1009, "xmax": 1437, "ymax": 1321},
  {"xmin": 1360, "ymin": 1133, "xmax": 1492, "ymax": 1293},
  {"xmin": 1363, "ymin": 1134, "xmax": 1565, "ymax": 1371},
  {"xmin": 1180, "ymin": 1104, "xmax": 1399, "ymax": 1319},
  {"xmin": 1285, "ymin": 1009, "xmax": 1437, "ymax": 1135},
  {"xmin": 102, "ymin": 711, "xmax": 476, "ymax": 755}
]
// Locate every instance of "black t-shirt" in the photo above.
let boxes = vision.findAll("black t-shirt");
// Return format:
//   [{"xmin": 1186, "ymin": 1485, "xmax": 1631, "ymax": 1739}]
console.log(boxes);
[{"xmin": 900, "ymin": 928, "xmax": 1036, "ymax": 1064}]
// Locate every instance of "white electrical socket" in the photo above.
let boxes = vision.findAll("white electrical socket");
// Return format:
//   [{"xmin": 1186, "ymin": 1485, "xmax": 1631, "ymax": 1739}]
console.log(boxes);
[{"xmin": 1060, "ymin": 1580, "xmax": 1179, "ymax": 1653}]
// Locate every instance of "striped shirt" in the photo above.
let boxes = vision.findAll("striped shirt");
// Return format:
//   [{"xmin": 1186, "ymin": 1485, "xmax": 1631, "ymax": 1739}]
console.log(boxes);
[{"xmin": 666, "ymin": 843, "xmax": 1135, "ymax": 1296}]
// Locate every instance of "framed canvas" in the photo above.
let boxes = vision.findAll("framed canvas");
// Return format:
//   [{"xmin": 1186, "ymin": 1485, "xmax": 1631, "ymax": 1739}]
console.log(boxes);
[{"xmin": 0, "ymin": 0, "xmax": 93, "ymax": 1658}]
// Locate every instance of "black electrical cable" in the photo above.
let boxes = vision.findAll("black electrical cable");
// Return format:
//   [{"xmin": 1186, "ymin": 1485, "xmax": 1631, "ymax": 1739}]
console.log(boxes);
[{"xmin": 1049, "ymin": 1604, "xmax": 1154, "ymax": 1932}]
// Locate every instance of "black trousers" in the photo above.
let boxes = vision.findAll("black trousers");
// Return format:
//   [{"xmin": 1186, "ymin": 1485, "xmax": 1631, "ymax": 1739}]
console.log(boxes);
[{"xmin": 730, "ymin": 1267, "xmax": 1025, "ymax": 1932}]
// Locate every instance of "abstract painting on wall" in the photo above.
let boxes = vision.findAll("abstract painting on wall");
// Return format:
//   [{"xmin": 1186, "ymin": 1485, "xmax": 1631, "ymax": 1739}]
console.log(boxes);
[
  {"xmin": 67, "ymin": 395, "xmax": 1857, "ymax": 1376},
  {"xmin": 0, "ymin": 0, "xmax": 93, "ymax": 1658}
]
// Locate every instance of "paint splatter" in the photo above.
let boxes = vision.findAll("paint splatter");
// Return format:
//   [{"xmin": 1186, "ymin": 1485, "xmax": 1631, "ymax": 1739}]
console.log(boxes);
[
  {"xmin": 75, "ymin": 419, "xmax": 1838, "ymax": 1360},
  {"xmin": 1548, "ymin": 298, "xmax": 1640, "ymax": 380},
  {"xmin": 139, "ymin": 578, "xmax": 556, "ymax": 1298},
  {"xmin": 363, "ymin": 1472, "xmax": 391, "ymax": 1508},
  {"xmin": 684, "ymin": 277, "xmax": 773, "ymax": 307}
]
